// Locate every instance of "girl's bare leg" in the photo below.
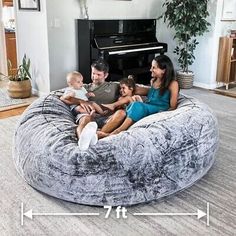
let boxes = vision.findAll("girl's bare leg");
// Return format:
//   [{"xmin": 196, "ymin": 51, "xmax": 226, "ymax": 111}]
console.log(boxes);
[
  {"xmin": 101, "ymin": 109, "xmax": 126, "ymax": 133},
  {"xmin": 110, "ymin": 117, "xmax": 134, "ymax": 135}
]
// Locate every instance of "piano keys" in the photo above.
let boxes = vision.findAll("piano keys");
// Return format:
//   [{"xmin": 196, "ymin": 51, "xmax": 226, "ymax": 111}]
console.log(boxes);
[{"xmin": 77, "ymin": 19, "xmax": 168, "ymax": 84}]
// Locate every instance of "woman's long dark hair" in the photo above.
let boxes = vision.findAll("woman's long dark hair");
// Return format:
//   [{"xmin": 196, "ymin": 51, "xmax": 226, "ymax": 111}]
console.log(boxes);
[{"xmin": 153, "ymin": 55, "xmax": 175, "ymax": 95}]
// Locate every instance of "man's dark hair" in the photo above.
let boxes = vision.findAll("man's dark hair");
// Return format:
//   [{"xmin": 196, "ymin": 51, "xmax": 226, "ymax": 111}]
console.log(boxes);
[{"xmin": 91, "ymin": 59, "xmax": 109, "ymax": 74}]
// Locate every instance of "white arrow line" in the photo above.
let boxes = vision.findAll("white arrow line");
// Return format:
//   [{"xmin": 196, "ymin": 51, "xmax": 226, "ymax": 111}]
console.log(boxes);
[
  {"xmin": 21, "ymin": 202, "xmax": 24, "ymax": 226},
  {"xmin": 24, "ymin": 209, "xmax": 100, "ymax": 220},
  {"xmin": 207, "ymin": 202, "xmax": 210, "ymax": 226},
  {"xmin": 21, "ymin": 202, "xmax": 210, "ymax": 226},
  {"xmin": 133, "ymin": 209, "xmax": 206, "ymax": 220}
]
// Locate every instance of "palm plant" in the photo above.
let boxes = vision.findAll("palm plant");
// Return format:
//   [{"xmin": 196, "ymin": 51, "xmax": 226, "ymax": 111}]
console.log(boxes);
[
  {"xmin": 161, "ymin": 0, "xmax": 211, "ymax": 73},
  {"xmin": 0, "ymin": 54, "xmax": 31, "ymax": 81}
]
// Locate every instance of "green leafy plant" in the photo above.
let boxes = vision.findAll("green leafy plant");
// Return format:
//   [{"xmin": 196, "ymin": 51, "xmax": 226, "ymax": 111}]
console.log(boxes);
[
  {"xmin": 0, "ymin": 54, "xmax": 31, "ymax": 81},
  {"xmin": 160, "ymin": 0, "xmax": 211, "ymax": 73}
]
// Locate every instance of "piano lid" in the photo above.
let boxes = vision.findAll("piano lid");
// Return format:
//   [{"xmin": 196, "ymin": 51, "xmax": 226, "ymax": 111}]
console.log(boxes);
[
  {"xmin": 94, "ymin": 33, "xmax": 158, "ymax": 50},
  {"xmin": 92, "ymin": 19, "xmax": 156, "ymax": 36}
]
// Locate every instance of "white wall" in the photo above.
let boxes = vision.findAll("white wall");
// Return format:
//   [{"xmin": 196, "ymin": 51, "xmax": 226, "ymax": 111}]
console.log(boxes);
[
  {"xmin": 15, "ymin": 0, "xmax": 50, "ymax": 94},
  {"xmin": 87, "ymin": 0, "xmax": 160, "ymax": 19},
  {"xmin": 46, "ymin": 0, "xmax": 81, "ymax": 91},
  {"xmin": 15, "ymin": 0, "xmax": 82, "ymax": 93}
]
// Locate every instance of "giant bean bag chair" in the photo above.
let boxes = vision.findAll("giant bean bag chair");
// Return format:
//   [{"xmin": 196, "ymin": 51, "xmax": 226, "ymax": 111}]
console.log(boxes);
[{"xmin": 13, "ymin": 92, "xmax": 218, "ymax": 206}]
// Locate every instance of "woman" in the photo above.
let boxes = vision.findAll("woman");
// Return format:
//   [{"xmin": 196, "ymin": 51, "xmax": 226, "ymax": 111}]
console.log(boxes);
[{"xmin": 98, "ymin": 54, "xmax": 179, "ymax": 138}]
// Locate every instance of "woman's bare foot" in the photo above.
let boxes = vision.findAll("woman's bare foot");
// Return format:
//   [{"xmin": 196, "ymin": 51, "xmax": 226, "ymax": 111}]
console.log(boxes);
[
  {"xmin": 110, "ymin": 128, "xmax": 121, "ymax": 135},
  {"xmin": 97, "ymin": 130, "xmax": 110, "ymax": 139},
  {"xmin": 101, "ymin": 103, "xmax": 115, "ymax": 111}
]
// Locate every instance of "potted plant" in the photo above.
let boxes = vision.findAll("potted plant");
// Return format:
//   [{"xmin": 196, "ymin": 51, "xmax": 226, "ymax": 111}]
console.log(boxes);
[
  {"xmin": 0, "ymin": 54, "xmax": 32, "ymax": 98},
  {"xmin": 160, "ymin": 0, "xmax": 211, "ymax": 88}
]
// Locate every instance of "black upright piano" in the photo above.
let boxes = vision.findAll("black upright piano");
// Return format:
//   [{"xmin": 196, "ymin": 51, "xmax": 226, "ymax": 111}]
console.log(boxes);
[{"xmin": 77, "ymin": 19, "xmax": 167, "ymax": 84}]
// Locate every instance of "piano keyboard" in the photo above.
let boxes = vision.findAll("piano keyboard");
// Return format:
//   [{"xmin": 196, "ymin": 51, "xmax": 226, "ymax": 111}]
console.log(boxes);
[{"xmin": 108, "ymin": 46, "xmax": 164, "ymax": 55}]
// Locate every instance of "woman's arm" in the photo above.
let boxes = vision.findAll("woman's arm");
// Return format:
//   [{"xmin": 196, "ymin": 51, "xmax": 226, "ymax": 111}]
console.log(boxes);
[{"xmin": 168, "ymin": 80, "xmax": 179, "ymax": 110}]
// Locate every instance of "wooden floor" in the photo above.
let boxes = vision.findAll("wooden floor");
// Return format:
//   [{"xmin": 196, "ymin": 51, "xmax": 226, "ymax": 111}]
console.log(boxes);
[
  {"xmin": 213, "ymin": 83, "xmax": 236, "ymax": 98},
  {"xmin": 0, "ymin": 105, "xmax": 28, "ymax": 119},
  {"xmin": 0, "ymin": 80, "xmax": 36, "ymax": 119}
]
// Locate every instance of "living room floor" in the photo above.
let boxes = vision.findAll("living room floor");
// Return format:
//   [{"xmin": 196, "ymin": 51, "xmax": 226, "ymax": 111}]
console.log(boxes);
[{"xmin": 0, "ymin": 87, "xmax": 236, "ymax": 235}]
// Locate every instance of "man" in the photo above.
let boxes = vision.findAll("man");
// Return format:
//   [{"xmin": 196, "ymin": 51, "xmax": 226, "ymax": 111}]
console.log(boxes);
[{"xmin": 60, "ymin": 59, "xmax": 126, "ymax": 150}]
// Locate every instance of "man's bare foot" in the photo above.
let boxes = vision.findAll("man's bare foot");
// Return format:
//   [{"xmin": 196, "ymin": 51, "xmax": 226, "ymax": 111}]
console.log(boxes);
[
  {"xmin": 101, "ymin": 103, "xmax": 115, "ymax": 111},
  {"xmin": 97, "ymin": 130, "xmax": 110, "ymax": 139}
]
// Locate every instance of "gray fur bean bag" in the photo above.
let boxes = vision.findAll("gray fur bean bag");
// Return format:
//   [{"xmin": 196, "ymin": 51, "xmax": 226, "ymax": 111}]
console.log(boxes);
[{"xmin": 13, "ymin": 92, "xmax": 218, "ymax": 206}]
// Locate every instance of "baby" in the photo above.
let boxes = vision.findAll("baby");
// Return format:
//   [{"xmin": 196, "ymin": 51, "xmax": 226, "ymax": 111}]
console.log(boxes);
[
  {"xmin": 102, "ymin": 75, "xmax": 143, "ymax": 111},
  {"xmin": 62, "ymin": 71, "xmax": 105, "ymax": 115}
]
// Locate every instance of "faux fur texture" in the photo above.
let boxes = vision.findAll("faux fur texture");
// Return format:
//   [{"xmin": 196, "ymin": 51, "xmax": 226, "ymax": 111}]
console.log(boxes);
[{"xmin": 13, "ymin": 93, "xmax": 218, "ymax": 206}]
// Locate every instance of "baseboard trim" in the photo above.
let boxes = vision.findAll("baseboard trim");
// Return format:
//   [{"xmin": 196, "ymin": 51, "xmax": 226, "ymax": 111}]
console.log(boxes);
[{"xmin": 193, "ymin": 81, "xmax": 218, "ymax": 90}]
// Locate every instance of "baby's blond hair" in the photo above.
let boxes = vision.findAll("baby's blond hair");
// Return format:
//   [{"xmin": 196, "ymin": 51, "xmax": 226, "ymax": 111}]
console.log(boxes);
[{"xmin": 66, "ymin": 71, "xmax": 83, "ymax": 83}]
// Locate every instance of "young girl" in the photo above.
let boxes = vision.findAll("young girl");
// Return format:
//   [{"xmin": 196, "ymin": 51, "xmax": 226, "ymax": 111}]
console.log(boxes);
[
  {"xmin": 102, "ymin": 76, "xmax": 143, "ymax": 111},
  {"xmin": 101, "ymin": 54, "xmax": 179, "ymax": 136}
]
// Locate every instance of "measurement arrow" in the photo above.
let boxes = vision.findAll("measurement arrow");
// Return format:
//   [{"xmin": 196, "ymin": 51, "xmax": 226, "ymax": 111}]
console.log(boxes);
[
  {"xmin": 24, "ymin": 209, "xmax": 100, "ymax": 220},
  {"xmin": 21, "ymin": 202, "xmax": 210, "ymax": 226},
  {"xmin": 21, "ymin": 203, "xmax": 100, "ymax": 226},
  {"xmin": 133, "ymin": 209, "xmax": 206, "ymax": 220}
]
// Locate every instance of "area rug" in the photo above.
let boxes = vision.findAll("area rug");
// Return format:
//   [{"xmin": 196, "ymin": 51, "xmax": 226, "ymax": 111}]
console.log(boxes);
[
  {"xmin": 0, "ymin": 87, "xmax": 25, "ymax": 108},
  {"xmin": 0, "ymin": 87, "xmax": 31, "ymax": 112}
]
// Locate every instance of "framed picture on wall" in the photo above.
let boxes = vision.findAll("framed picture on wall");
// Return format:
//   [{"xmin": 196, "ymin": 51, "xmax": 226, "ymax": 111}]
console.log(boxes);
[
  {"xmin": 18, "ymin": 0, "xmax": 40, "ymax": 11},
  {"xmin": 221, "ymin": 0, "xmax": 236, "ymax": 21}
]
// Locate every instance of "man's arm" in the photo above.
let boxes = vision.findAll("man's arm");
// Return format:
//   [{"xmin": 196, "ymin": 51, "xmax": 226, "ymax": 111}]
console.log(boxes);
[
  {"xmin": 62, "ymin": 90, "xmax": 75, "ymax": 100},
  {"xmin": 60, "ymin": 96, "xmax": 82, "ymax": 105},
  {"xmin": 134, "ymin": 84, "xmax": 150, "ymax": 96},
  {"xmin": 60, "ymin": 96, "xmax": 94, "ymax": 113}
]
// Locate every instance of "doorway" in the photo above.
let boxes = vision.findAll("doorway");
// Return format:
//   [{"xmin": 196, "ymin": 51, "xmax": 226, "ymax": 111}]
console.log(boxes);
[{"xmin": 0, "ymin": 0, "xmax": 17, "ymax": 79}]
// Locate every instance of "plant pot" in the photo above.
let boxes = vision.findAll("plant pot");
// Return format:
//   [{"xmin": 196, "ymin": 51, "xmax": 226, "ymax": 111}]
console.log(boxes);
[
  {"xmin": 176, "ymin": 70, "xmax": 194, "ymax": 89},
  {"xmin": 7, "ymin": 80, "xmax": 32, "ymax": 98}
]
